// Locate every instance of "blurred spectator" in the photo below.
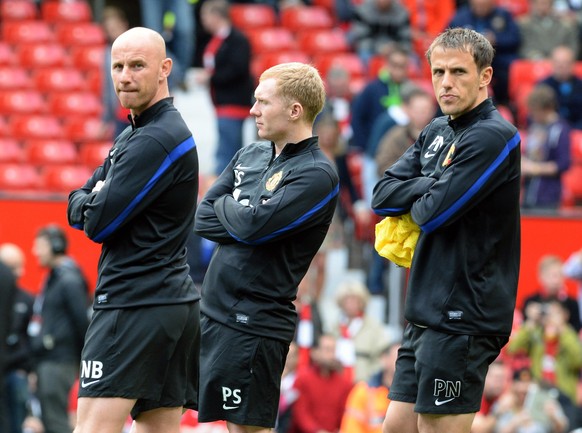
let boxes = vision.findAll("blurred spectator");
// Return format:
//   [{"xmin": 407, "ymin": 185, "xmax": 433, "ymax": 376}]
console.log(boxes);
[
  {"xmin": 538, "ymin": 45, "xmax": 582, "ymax": 129},
  {"xmin": 318, "ymin": 64, "xmax": 354, "ymax": 143},
  {"xmin": 140, "ymin": 0, "xmax": 195, "ymax": 91},
  {"xmin": 347, "ymin": 0, "xmax": 412, "ymax": 65},
  {"xmin": 197, "ymin": 0, "xmax": 254, "ymax": 176},
  {"xmin": 29, "ymin": 225, "xmax": 90, "ymax": 433},
  {"xmin": 448, "ymin": 0, "xmax": 520, "ymax": 104},
  {"xmin": 101, "ymin": 5, "xmax": 131, "ymax": 139},
  {"xmin": 522, "ymin": 255, "xmax": 581, "ymax": 333},
  {"xmin": 471, "ymin": 358, "xmax": 511, "ymax": 433},
  {"xmin": 375, "ymin": 84, "xmax": 436, "ymax": 176},
  {"xmin": 277, "ymin": 342, "xmax": 300, "ymax": 433},
  {"xmin": 0, "ymin": 244, "xmax": 34, "ymax": 433},
  {"xmin": 294, "ymin": 276, "xmax": 325, "ymax": 371},
  {"xmin": 518, "ymin": 0, "xmax": 579, "ymax": 61},
  {"xmin": 0, "ymin": 260, "xmax": 17, "ymax": 433},
  {"xmin": 492, "ymin": 367, "xmax": 569, "ymax": 433},
  {"xmin": 290, "ymin": 334, "xmax": 353, "ymax": 433},
  {"xmin": 339, "ymin": 342, "xmax": 399, "ymax": 433},
  {"xmin": 331, "ymin": 280, "xmax": 390, "ymax": 383},
  {"xmin": 506, "ymin": 300, "xmax": 582, "ymax": 425},
  {"xmin": 521, "ymin": 84, "xmax": 572, "ymax": 210},
  {"xmin": 563, "ymin": 246, "xmax": 582, "ymax": 321}
]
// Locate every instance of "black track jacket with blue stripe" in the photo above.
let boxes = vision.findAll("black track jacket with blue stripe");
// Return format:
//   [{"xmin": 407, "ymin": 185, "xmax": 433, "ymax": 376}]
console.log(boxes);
[
  {"xmin": 195, "ymin": 137, "xmax": 339, "ymax": 343},
  {"xmin": 372, "ymin": 99, "xmax": 521, "ymax": 337},
  {"xmin": 67, "ymin": 98, "xmax": 200, "ymax": 309}
]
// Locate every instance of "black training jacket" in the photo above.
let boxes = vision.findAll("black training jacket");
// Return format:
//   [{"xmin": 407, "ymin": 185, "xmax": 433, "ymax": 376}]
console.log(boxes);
[
  {"xmin": 372, "ymin": 99, "xmax": 521, "ymax": 337},
  {"xmin": 195, "ymin": 137, "xmax": 339, "ymax": 343},
  {"xmin": 67, "ymin": 98, "xmax": 200, "ymax": 309}
]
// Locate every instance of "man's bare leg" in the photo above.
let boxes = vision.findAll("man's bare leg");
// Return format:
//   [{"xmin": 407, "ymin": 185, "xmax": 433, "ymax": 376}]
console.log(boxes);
[
  {"xmin": 417, "ymin": 412, "xmax": 476, "ymax": 433},
  {"xmin": 226, "ymin": 421, "xmax": 272, "ymax": 433},
  {"xmin": 73, "ymin": 397, "xmax": 136, "ymax": 433},
  {"xmin": 383, "ymin": 401, "xmax": 418, "ymax": 433}
]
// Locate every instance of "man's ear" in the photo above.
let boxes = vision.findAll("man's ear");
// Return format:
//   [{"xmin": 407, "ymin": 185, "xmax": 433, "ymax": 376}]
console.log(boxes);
[
  {"xmin": 289, "ymin": 101, "xmax": 303, "ymax": 121},
  {"xmin": 480, "ymin": 66, "xmax": 493, "ymax": 89},
  {"xmin": 161, "ymin": 57, "xmax": 173, "ymax": 80}
]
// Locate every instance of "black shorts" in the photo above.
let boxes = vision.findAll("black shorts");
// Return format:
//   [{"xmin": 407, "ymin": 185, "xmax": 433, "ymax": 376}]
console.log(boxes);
[
  {"xmin": 389, "ymin": 324, "xmax": 508, "ymax": 414},
  {"xmin": 78, "ymin": 302, "xmax": 200, "ymax": 418},
  {"xmin": 198, "ymin": 314, "xmax": 289, "ymax": 428}
]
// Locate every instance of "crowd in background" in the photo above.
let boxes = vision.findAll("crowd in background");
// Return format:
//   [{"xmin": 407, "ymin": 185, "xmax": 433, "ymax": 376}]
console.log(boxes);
[{"xmin": 2, "ymin": 0, "xmax": 582, "ymax": 432}]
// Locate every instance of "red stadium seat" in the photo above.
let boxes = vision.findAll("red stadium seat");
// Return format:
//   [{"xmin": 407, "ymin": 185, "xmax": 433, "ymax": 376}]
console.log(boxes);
[
  {"xmin": 251, "ymin": 51, "xmax": 311, "ymax": 80},
  {"xmin": 34, "ymin": 68, "xmax": 86, "ymax": 93},
  {"xmin": 0, "ymin": 138, "xmax": 25, "ymax": 163},
  {"xmin": 0, "ymin": 163, "xmax": 41, "ymax": 191},
  {"xmin": 313, "ymin": 53, "xmax": 366, "ymax": 80},
  {"xmin": 570, "ymin": 129, "xmax": 582, "ymax": 162},
  {"xmin": 17, "ymin": 43, "xmax": 69, "ymax": 68},
  {"xmin": 0, "ymin": 42, "xmax": 14, "ymax": 66},
  {"xmin": 70, "ymin": 45, "xmax": 105, "ymax": 70},
  {"xmin": 41, "ymin": 1, "xmax": 92, "ymax": 22},
  {"xmin": 25, "ymin": 139, "xmax": 78, "ymax": 165},
  {"xmin": 86, "ymin": 69, "xmax": 103, "ymax": 94},
  {"xmin": 47, "ymin": 92, "xmax": 102, "ymax": 117},
  {"xmin": 79, "ymin": 141, "xmax": 112, "ymax": 168},
  {"xmin": 247, "ymin": 28, "xmax": 296, "ymax": 54},
  {"xmin": 2, "ymin": 20, "xmax": 54, "ymax": 44},
  {"xmin": 55, "ymin": 22, "xmax": 106, "ymax": 46},
  {"xmin": 0, "ymin": 90, "xmax": 45, "ymax": 115},
  {"xmin": 42, "ymin": 164, "xmax": 91, "ymax": 193},
  {"xmin": 496, "ymin": 0, "xmax": 529, "ymax": 17},
  {"xmin": 0, "ymin": 66, "xmax": 32, "ymax": 89},
  {"xmin": 10, "ymin": 115, "xmax": 64, "ymax": 140},
  {"xmin": 280, "ymin": 6, "xmax": 333, "ymax": 31},
  {"xmin": 508, "ymin": 59, "xmax": 552, "ymax": 102},
  {"xmin": 311, "ymin": 0, "xmax": 336, "ymax": 18},
  {"xmin": 63, "ymin": 117, "xmax": 104, "ymax": 142},
  {"xmin": 296, "ymin": 28, "xmax": 349, "ymax": 55},
  {"xmin": 0, "ymin": 115, "xmax": 8, "ymax": 137},
  {"xmin": 1, "ymin": 0, "xmax": 38, "ymax": 21},
  {"xmin": 562, "ymin": 164, "xmax": 582, "ymax": 207},
  {"xmin": 230, "ymin": 4, "xmax": 277, "ymax": 30}
]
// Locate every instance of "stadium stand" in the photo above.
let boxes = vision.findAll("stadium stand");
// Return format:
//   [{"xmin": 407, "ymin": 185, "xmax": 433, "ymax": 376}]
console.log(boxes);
[{"xmin": 230, "ymin": 3, "xmax": 277, "ymax": 30}]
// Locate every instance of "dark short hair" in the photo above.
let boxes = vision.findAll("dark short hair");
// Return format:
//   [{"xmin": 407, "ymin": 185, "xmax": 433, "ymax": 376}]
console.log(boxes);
[{"xmin": 426, "ymin": 27, "xmax": 495, "ymax": 72}]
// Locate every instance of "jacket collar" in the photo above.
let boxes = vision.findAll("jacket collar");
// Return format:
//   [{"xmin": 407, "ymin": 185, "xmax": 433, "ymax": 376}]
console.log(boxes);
[
  {"xmin": 274, "ymin": 136, "xmax": 319, "ymax": 157},
  {"xmin": 129, "ymin": 97, "xmax": 174, "ymax": 130},
  {"xmin": 447, "ymin": 98, "xmax": 494, "ymax": 131}
]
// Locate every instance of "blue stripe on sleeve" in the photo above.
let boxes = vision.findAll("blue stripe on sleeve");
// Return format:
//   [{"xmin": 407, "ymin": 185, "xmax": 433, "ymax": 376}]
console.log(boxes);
[
  {"xmin": 92, "ymin": 136, "xmax": 196, "ymax": 243},
  {"xmin": 373, "ymin": 206, "xmax": 408, "ymax": 216},
  {"xmin": 231, "ymin": 183, "xmax": 340, "ymax": 245},
  {"xmin": 421, "ymin": 131, "xmax": 520, "ymax": 234}
]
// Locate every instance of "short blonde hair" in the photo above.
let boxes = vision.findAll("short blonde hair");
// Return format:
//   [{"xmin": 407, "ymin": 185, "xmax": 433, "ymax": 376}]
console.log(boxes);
[{"xmin": 260, "ymin": 62, "xmax": 326, "ymax": 124}]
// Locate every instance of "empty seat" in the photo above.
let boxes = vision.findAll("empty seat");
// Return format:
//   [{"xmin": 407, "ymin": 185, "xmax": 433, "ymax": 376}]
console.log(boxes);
[
  {"xmin": 17, "ymin": 43, "xmax": 69, "ymax": 68},
  {"xmin": 508, "ymin": 59, "xmax": 552, "ymax": 102},
  {"xmin": 251, "ymin": 51, "xmax": 311, "ymax": 79},
  {"xmin": 313, "ymin": 53, "xmax": 366, "ymax": 81},
  {"xmin": 10, "ymin": 115, "xmax": 63, "ymax": 140},
  {"xmin": 2, "ymin": 20, "xmax": 54, "ymax": 44},
  {"xmin": 41, "ymin": 1, "xmax": 92, "ymax": 22},
  {"xmin": 247, "ymin": 28, "xmax": 296, "ymax": 54},
  {"xmin": 296, "ymin": 28, "xmax": 349, "ymax": 55},
  {"xmin": 0, "ymin": 66, "xmax": 31, "ymax": 89},
  {"xmin": 55, "ymin": 22, "xmax": 106, "ymax": 46},
  {"xmin": 0, "ymin": 115, "xmax": 8, "ymax": 137},
  {"xmin": 562, "ymin": 164, "xmax": 582, "ymax": 207},
  {"xmin": 230, "ymin": 4, "xmax": 277, "ymax": 30},
  {"xmin": 86, "ymin": 68, "xmax": 103, "ymax": 94},
  {"xmin": 0, "ymin": 42, "xmax": 14, "ymax": 66},
  {"xmin": 42, "ymin": 164, "xmax": 91, "ymax": 193},
  {"xmin": 0, "ymin": 90, "xmax": 45, "ymax": 115},
  {"xmin": 570, "ymin": 129, "xmax": 582, "ymax": 162},
  {"xmin": 0, "ymin": 163, "xmax": 41, "ymax": 191},
  {"xmin": 280, "ymin": 6, "xmax": 333, "ymax": 30},
  {"xmin": 48, "ymin": 91, "xmax": 102, "ymax": 117},
  {"xmin": 79, "ymin": 141, "xmax": 112, "ymax": 168},
  {"xmin": 34, "ymin": 68, "xmax": 86, "ymax": 93},
  {"xmin": 63, "ymin": 117, "xmax": 104, "ymax": 142},
  {"xmin": 70, "ymin": 45, "xmax": 105, "ymax": 70},
  {"xmin": 0, "ymin": 138, "xmax": 25, "ymax": 163},
  {"xmin": 25, "ymin": 139, "xmax": 78, "ymax": 165},
  {"xmin": 1, "ymin": 0, "xmax": 37, "ymax": 21}
]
